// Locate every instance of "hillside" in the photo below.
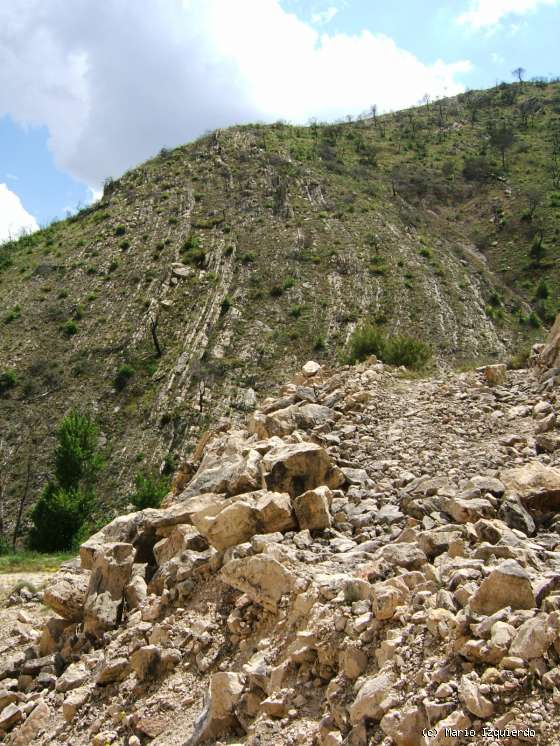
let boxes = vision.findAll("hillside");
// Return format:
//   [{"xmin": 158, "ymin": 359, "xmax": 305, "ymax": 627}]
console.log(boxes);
[{"xmin": 1, "ymin": 79, "xmax": 559, "ymax": 535}]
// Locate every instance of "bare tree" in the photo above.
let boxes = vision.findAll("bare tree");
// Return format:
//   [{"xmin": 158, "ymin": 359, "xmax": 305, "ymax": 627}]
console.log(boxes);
[
  {"xmin": 370, "ymin": 105, "xmax": 378, "ymax": 127},
  {"xmin": 512, "ymin": 67, "xmax": 526, "ymax": 84},
  {"xmin": 149, "ymin": 314, "xmax": 163, "ymax": 357},
  {"xmin": 420, "ymin": 93, "xmax": 430, "ymax": 109},
  {"xmin": 488, "ymin": 120, "xmax": 516, "ymax": 168}
]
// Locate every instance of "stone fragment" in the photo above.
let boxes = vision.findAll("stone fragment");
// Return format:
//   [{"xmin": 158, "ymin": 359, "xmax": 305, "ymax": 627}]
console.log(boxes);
[
  {"xmin": 83, "ymin": 542, "xmax": 135, "ymax": 637},
  {"xmin": 483, "ymin": 364, "xmax": 507, "ymax": 385},
  {"xmin": 459, "ymin": 675, "xmax": 494, "ymax": 718},
  {"xmin": 509, "ymin": 614, "xmax": 555, "ymax": 659},
  {"xmin": 501, "ymin": 461, "xmax": 560, "ymax": 514},
  {"xmin": 470, "ymin": 560, "xmax": 536, "ymax": 615},
  {"xmin": 349, "ymin": 670, "xmax": 397, "ymax": 724},
  {"xmin": 302, "ymin": 360, "xmax": 321, "ymax": 377},
  {"xmin": 380, "ymin": 706, "xmax": 427, "ymax": 746},
  {"xmin": 185, "ymin": 672, "xmax": 244, "ymax": 746},
  {"xmin": 0, "ymin": 703, "xmax": 23, "ymax": 733},
  {"xmin": 294, "ymin": 486, "xmax": 332, "ymax": 530},
  {"xmin": 221, "ymin": 555, "xmax": 296, "ymax": 612},
  {"xmin": 130, "ymin": 645, "xmax": 163, "ymax": 681},
  {"xmin": 378, "ymin": 543, "xmax": 427, "ymax": 569},
  {"xmin": 95, "ymin": 657, "xmax": 130, "ymax": 685},
  {"xmin": 62, "ymin": 686, "xmax": 90, "ymax": 722},
  {"xmin": 9, "ymin": 700, "xmax": 49, "ymax": 746},
  {"xmin": 43, "ymin": 567, "xmax": 90, "ymax": 622},
  {"xmin": 262, "ymin": 442, "xmax": 344, "ymax": 497},
  {"xmin": 55, "ymin": 663, "xmax": 89, "ymax": 693}
]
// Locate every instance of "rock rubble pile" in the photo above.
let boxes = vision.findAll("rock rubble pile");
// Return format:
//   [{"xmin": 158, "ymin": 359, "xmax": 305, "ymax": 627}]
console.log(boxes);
[{"xmin": 3, "ymin": 344, "xmax": 560, "ymax": 745}]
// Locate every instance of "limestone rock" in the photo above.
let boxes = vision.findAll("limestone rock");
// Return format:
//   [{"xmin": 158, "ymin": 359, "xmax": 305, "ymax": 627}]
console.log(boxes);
[
  {"xmin": 349, "ymin": 670, "xmax": 398, "ymax": 724},
  {"xmin": 185, "ymin": 672, "xmax": 244, "ymax": 745},
  {"xmin": 182, "ymin": 440, "xmax": 263, "ymax": 498},
  {"xmin": 302, "ymin": 360, "xmax": 321, "ymax": 377},
  {"xmin": 43, "ymin": 567, "xmax": 90, "ymax": 622},
  {"xmin": 501, "ymin": 461, "xmax": 560, "ymax": 514},
  {"xmin": 95, "ymin": 657, "xmax": 130, "ymax": 685},
  {"xmin": 459, "ymin": 675, "xmax": 494, "ymax": 718},
  {"xmin": 470, "ymin": 560, "xmax": 536, "ymax": 615},
  {"xmin": 55, "ymin": 663, "xmax": 89, "ymax": 693},
  {"xmin": 201, "ymin": 490, "xmax": 295, "ymax": 550},
  {"xmin": 9, "ymin": 700, "xmax": 49, "ymax": 746},
  {"xmin": 380, "ymin": 705, "xmax": 428, "ymax": 746},
  {"xmin": 62, "ymin": 686, "xmax": 91, "ymax": 722},
  {"xmin": 221, "ymin": 555, "xmax": 297, "ymax": 611},
  {"xmin": 483, "ymin": 364, "xmax": 507, "ymax": 385},
  {"xmin": 294, "ymin": 486, "xmax": 332, "ymax": 530},
  {"xmin": 83, "ymin": 542, "xmax": 135, "ymax": 637},
  {"xmin": 509, "ymin": 614, "xmax": 555, "ymax": 659},
  {"xmin": 262, "ymin": 442, "xmax": 344, "ymax": 497}
]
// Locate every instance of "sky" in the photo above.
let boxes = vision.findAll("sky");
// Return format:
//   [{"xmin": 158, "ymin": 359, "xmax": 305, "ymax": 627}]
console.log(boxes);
[{"xmin": 0, "ymin": 0, "xmax": 558, "ymax": 241}]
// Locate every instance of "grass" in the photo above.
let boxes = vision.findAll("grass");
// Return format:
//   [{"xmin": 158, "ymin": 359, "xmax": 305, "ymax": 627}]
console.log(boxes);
[{"xmin": 0, "ymin": 550, "xmax": 74, "ymax": 574}]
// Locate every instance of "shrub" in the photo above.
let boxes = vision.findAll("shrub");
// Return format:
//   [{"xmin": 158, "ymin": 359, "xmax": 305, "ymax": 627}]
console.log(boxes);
[
  {"xmin": 61, "ymin": 320, "xmax": 78, "ymax": 337},
  {"xmin": 115, "ymin": 225, "xmax": 126, "ymax": 236},
  {"xmin": 115, "ymin": 364, "xmax": 135, "ymax": 390},
  {"xmin": 220, "ymin": 296, "xmax": 232, "ymax": 316},
  {"xmin": 29, "ymin": 485, "xmax": 92, "ymax": 552},
  {"xmin": 289, "ymin": 304, "xmax": 304, "ymax": 318},
  {"xmin": 119, "ymin": 239, "xmax": 130, "ymax": 250},
  {"xmin": 349, "ymin": 323, "xmax": 386, "ymax": 362},
  {"xmin": 535, "ymin": 279, "xmax": 550, "ymax": 300},
  {"xmin": 4, "ymin": 304, "xmax": 21, "ymax": 324},
  {"xmin": 0, "ymin": 370, "xmax": 17, "ymax": 396},
  {"xmin": 348, "ymin": 323, "xmax": 431, "ymax": 369},
  {"xmin": 283, "ymin": 276, "xmax": 295, "ymax": 290},
  {"xmin": 270, "ymin": 285, "xmax": 283, "ymax": 298},
  {"xmin": 129, "ymin": 471, "xmax": 169, "ymax": 510},
  {"xmin": 462, "ymin": 156, "xmax": 492, "ymax": 182}
]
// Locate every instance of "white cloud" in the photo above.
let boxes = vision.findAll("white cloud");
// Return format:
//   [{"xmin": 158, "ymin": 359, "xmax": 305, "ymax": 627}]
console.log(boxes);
[
  {"xmin": 0, "ymin": 0, "xmax": 471, "ymax": 191},
  {"xmin": 0, "ymin": 184, "xmax": 39, "ymax": 243},
  {"xmin": 311, "ymin": 6, "xmax": 339, "ymax": 24},
  {"xmin": 491, "ymin": 52, "xmax": 505, "ymax": 63},
  {"xmin": 458, "ymin": 0, "xmax": 557, "ymax": 29}
]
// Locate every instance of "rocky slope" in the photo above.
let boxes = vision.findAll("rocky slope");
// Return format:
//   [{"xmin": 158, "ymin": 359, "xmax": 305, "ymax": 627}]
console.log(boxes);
[
  {"xmin": 2, "ymin": 80, "xmax": 558, "ymax": 528},
  {"xmin": 3, "ymin": 337, "xmax": 560, "ymax": 744}
]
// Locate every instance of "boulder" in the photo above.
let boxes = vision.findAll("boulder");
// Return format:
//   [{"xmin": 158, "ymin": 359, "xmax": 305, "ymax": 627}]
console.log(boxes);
[
  {"xmin": 501, "ymin": 461, "xmax": 560, "ymax": 515},
  {"xmin": 262, "ymin": 442, "xmax": 344, "ymax": 497},
  {"xmin": 380, "ymin": 706, "xmax": 428, "ymax": 746},
  {"xmin": 221, "ymin": 555, "xmax": 297, "ymax": 611},
  {"xmin": 62, "ymin": 686, "xmax": 91, "ymax": 722},
  {"xmin": 83, "ymin": 542, "xmax": 135, "ymax": 637},
  {"xmin": 201, "ymin": 491, "xmax": 295, "ymax": 550},
  {"xmin": 302, "ymin": 360, "xmax": 321, "ymax": 377},
  {"xmin": 95, "ymin": 657, "xmax": 130, "ymax": 685},
  {"xmin": 509, "ymin": 614, "xmax": 555, "ymax": 659},
  {"xmin": 294, "ymin": 486, "xmax": 332, "ymax": 530},
  {"xmin": 9, "ymin": 700, "xmax": 49, "ymax": 746},
  {"xmin": 43, "ymin": 567, "xmax": 90, "ymax": 622},
  {"xmin": 181, "ymin": 437, "xmax": 263, "ymax": 498},
  {"xmin": 185, "ymin": 672, "xmax": 244, "ymax": 746},
  {"xmin": 459, "ymin": 675, "xmax": 494, "ymax": 718},
  {"xmin": 483, "ymin": 364, "xmax": 507, "ymax": 385},
  {"xmin": 0, "ymin": 703, "xmax": 23, "ymax": 733},
  {"xmin": 349, "ymin": 670, "xmax": 398, "ymax": 724},
  {"xmin": 130, "ymin": 645, "xmax": 163, "ymax": 681},
  {"xmin": 470, "ymin": 560, "xmax": 536, "ymax": 615},
  {"xmin": 55, "ymin": 663, "xmax": 89, "ymax": 693}
]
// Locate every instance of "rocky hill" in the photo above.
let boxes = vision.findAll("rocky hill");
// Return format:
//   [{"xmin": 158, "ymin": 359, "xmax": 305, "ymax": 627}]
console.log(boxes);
[
  {"xmin": 2, "ymin": 340, "xmax": 560, "ymax": 744},
  {"xmin": 1, "ymin": 79, "xmax": 559, "ymax": 532}
]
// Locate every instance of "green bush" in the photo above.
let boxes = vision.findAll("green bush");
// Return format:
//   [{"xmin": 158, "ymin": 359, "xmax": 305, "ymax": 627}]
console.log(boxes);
[
  {"xmin": 61, "ymin": 320, "xmax": 78, "ymax": 337},
  {"xmin": 115, "ymin": 225, "xmax": 126, "ymax": 236},
  {"xmin": 29, "ymin": 485, "xmax": 92, "ymax": 552},
  {"xmin": 348, "ymin": 323, "xmax": 431, "ymax": 369},
  {"xmin": 4, "ymin": 304, "xmax": 21, "ymax": 324},
  {"xmin": 0, "ymin": 370, "xmax": 17, "ymax": 396},
  {"xmin": 119, "ymin": 239, "xmax": 130, "ymax": 250},
  {"xmin": 220, "ymin": 296, "xmax": 232, "ymax": 316},
  {"xmin": 129, "ymin": 471, "xmax": 169, "ymax": 510},
  {"xmin": 115, "ymin": 364, "xmax": 135, "ymax": 390}
]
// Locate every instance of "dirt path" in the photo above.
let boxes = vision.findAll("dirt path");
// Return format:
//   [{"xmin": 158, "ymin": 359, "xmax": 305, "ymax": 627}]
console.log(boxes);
[{"xmin": 0, "ymin": 571, "xmax": 54, "ymax": 597}]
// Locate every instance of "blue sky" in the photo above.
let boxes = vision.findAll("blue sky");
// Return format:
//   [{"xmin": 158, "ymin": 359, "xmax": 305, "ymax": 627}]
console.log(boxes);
[{"xmin": 0, "ymin": 0, "xmax": 558, "ymax": 238}]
